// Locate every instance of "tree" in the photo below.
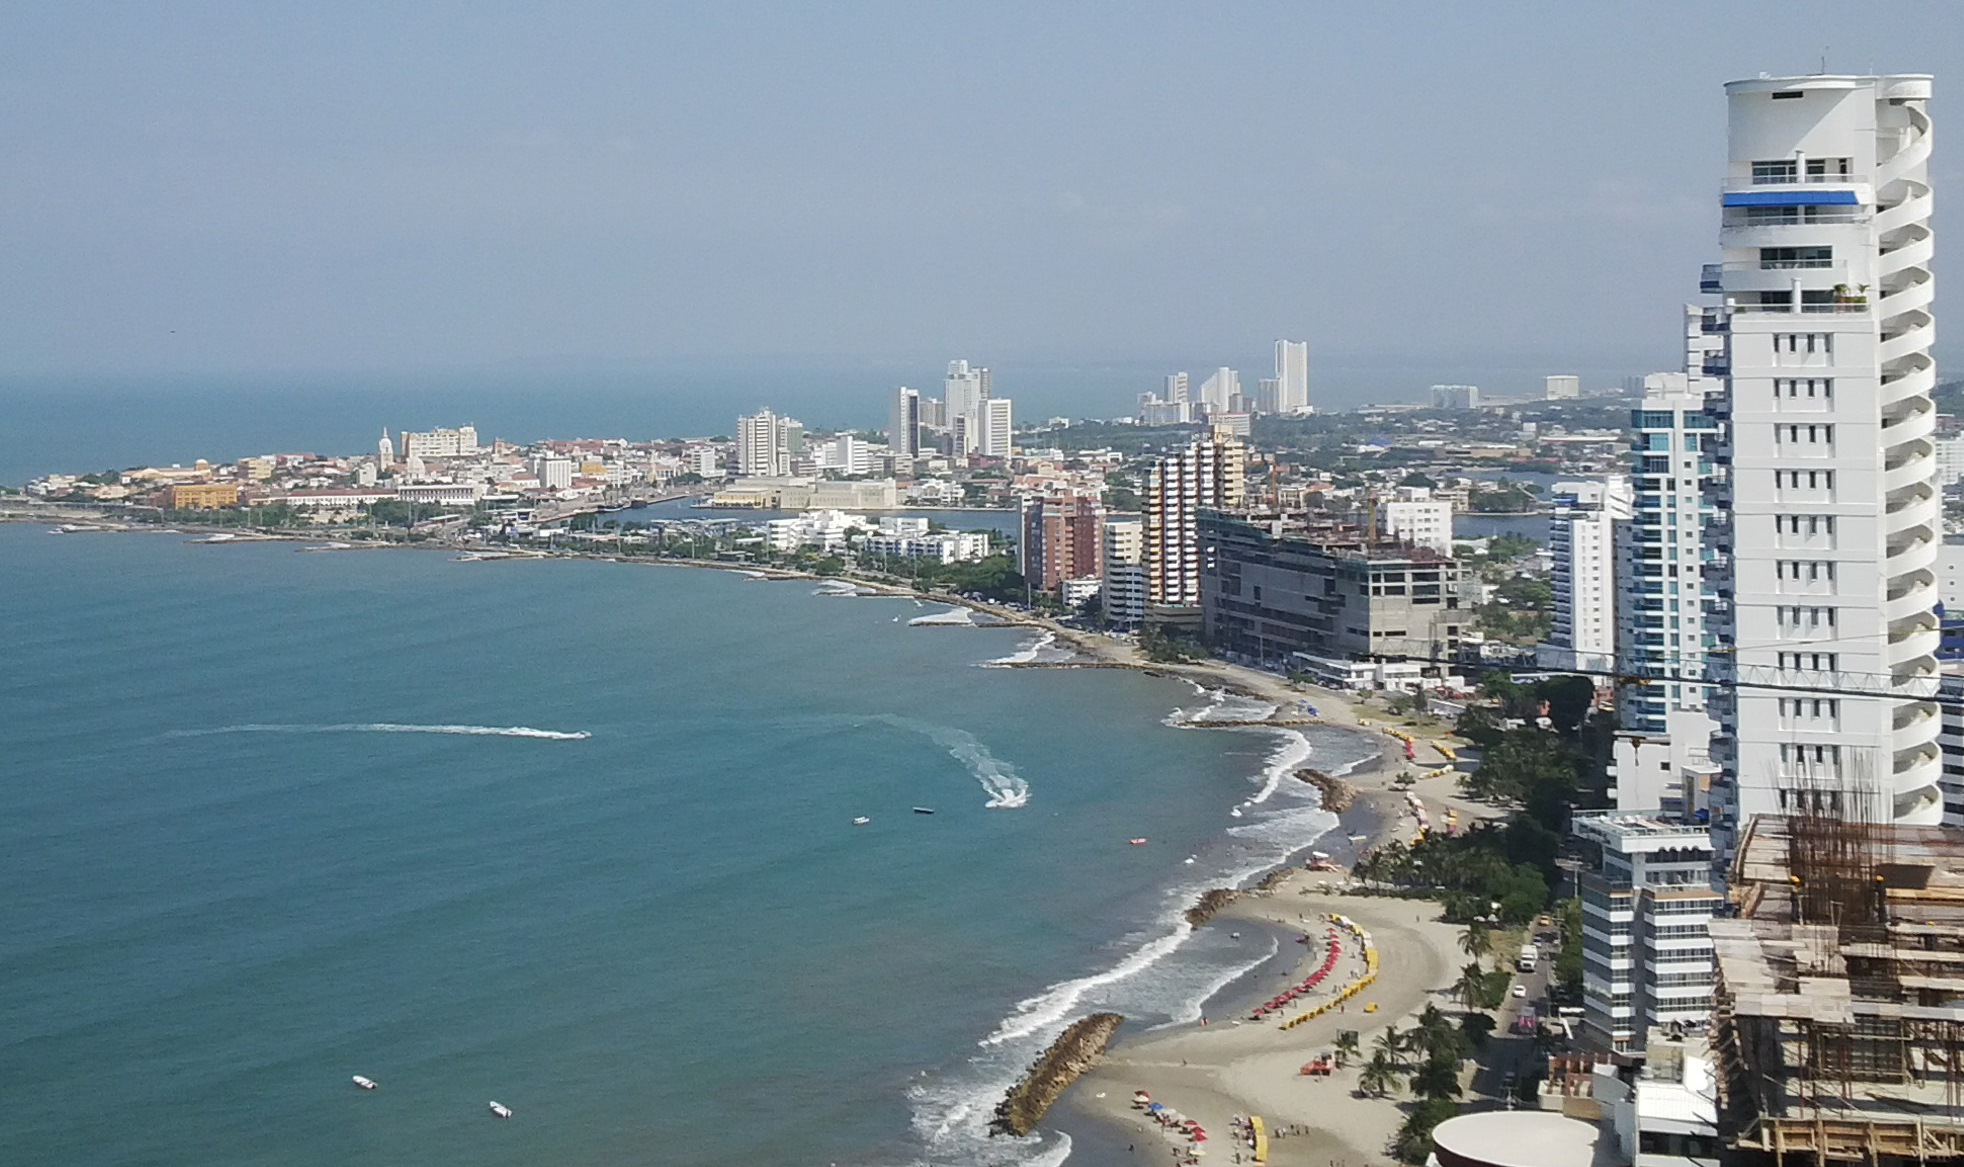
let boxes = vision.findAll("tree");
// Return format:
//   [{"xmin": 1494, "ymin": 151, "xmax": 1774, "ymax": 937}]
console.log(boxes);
[
  {"xmin": 1373, "ymin": 1023, "xmax": 1406, "ymax": 1068},
  {"xmin": 1458, "ymin": 925, "xmax": 1493, "ymax": 963},
  {"xmin": 1333, "ymin": 1029, "xmax": 1361, "ymax": 1068},
  {"xmin": 1487, "ymin": 532, "xmax": 1539, "ymax": 560},
  {"xmin": 1409, "ymin": 1050, "xmax": 1464, "ymax": 1101},
  {"xmin": 1454, "ymin": 962, "xmax": 1489, "ymax": 1011},
  {"xmin": 1411, "ymin": 1003, "xmax": 1462, "ymax": 1063},
  {"xmin": 1358, "ymin": 1049, "xmax": 1401, "ymax": 1098},
  {"xmin": 1555, "ymin": 896, "xmax": 1585, "ymax": 996},
  {"xmin": 1393, "ymin": 1097, "xmax": 1460, "ymax": 1164},
  {"xmin": 1455, "ymin": 704, "xmax": 1503, "ymax": 750}
]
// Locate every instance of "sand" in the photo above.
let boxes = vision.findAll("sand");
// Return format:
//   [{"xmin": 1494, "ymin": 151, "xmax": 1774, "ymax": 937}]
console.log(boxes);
[
  {"xmin": 1063, "ymin": 880, "xmax": 1466, "ymax": 1166},
  {"xmin": 1038, "ymin": 680, "xmax": 1500, "ymax": 1167}
]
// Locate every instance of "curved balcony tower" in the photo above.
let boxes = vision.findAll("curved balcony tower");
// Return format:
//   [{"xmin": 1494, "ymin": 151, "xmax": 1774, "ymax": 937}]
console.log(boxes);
[{"xmin": 1706, "ymin": 74, "xmax": 1940, "ymax": 863}]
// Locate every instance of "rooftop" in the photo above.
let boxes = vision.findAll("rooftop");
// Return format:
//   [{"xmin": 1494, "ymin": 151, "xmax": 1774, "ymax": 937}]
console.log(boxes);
[
  {"xmin": 1429, "ymin": 1111, "xmax": 1614, "ymax": 1167},
  {"xmin": 1571, "ymin": 810, "xmax": 1715, "ymax": 848}
]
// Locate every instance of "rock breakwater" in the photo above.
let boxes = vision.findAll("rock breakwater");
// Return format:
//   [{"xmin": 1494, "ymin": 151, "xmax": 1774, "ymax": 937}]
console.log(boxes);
[
  {"xmin": 1183, "ymin": 888, "xmax": 1240, "ymax": 926},
  {"xmin": 991, "ymin": 1012, "xmax": 1125, "ymax": 1136},
  {"xmin": 1295, "ymin": 767, "xmax": 1355, "ymax": 812}
]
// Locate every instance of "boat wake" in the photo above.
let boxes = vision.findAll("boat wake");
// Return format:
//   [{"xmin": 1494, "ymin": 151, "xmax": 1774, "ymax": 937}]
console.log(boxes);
[
  {"xmin": 870, "ymin": 715, "xmax": 1031, "ymax": 808},
  {"xmin": 166, "ymin": 723, "xmax": 591, "ymax": 741}
]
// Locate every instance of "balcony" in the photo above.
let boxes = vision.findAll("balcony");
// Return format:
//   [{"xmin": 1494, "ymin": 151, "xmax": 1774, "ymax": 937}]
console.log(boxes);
[
  {"xmin": 1723, "ymin": 173, "xmax": 1869, "ymax": 191},
  {"xmin": 1736, "ymin": 300, "xmax": 1869, "ymax": 314},
  {"xmin": 1720, "ymin": 210, "xmax": 1871, "ymax": 235}
]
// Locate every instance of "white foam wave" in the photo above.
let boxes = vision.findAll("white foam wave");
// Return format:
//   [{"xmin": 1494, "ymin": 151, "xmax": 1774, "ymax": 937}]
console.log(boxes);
[
  {"xmin": 1150, "ymin": 932, "xmax": 1282, "ymax": 1028},
  {"xmin": 983, "ymin": 629, "xmax": 1056, "ymax": 667},
  {"xmin": 1248, "ymin": 728, "xmax": 1315, "ymax": 804},
  {"xmin": 982, "ymin": 922, "xmax": 1193, "ymax": 1047},
  {"xmin": 168, "ymin": 723, "xmax": 591, "ymax": 741},
  {"xmin": 908, "ymin": 607, "xmax": 976, "ymax": 626},
  {"xmin": 872, "ymin": 715, "xmax": 1030, "ymax": 808}
]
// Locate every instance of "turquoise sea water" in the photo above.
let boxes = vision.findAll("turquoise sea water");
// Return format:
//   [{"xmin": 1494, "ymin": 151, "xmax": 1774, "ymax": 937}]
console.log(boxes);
[{"xmin": 1, "ymin": 523, "xmax": 1371, "ymax": 1166}]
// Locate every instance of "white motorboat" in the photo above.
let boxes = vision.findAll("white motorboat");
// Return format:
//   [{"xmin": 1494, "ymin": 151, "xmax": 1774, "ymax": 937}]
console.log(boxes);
[
  {"xmin": 852, "ymin": 816, "xmax": 870, "ymax": 825},
  {"xmin": 351, "ymin": 1075, "xmax": 377, "ymax": 1090},
  {"xmin": 488, "ymin": 1101, "xmax": 513, "ymax": 1119}
]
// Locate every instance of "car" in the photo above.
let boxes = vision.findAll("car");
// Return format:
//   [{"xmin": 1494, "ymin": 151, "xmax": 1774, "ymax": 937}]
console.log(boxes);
[{"xmin": 1512, "ymin": 983, "xmax": 1528, "ymax": 999}]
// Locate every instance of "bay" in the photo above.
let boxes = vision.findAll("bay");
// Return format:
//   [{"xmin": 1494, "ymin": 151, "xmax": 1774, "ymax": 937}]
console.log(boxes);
[{"xmin": 0, "ymin": 523, "xmax": 1370, "ymax": 1167}]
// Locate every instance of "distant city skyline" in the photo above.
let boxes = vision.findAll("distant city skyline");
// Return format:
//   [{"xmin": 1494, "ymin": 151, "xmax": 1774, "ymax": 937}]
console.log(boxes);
[{"xmin": 1, "ymin": 3, "xmax": 1958, "ymax": 386}]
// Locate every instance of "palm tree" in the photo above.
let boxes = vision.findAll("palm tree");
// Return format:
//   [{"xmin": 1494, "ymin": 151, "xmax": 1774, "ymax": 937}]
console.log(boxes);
[
  {"xmin": 1358, "ymin": 1049, "xmax": 1402, "ymax": 1098},
  {"xmin": 1413, "ymin": 1003, "xmax": 1459, "ymax": 1062},
  {"xmin": 1458, "ymin": 924, "xmax": 1492, "ymax": 964},
  {"xmin": 1454, "ymin": 962, "xmax": 1488, "ymax": 1011},
  {"xmin": 1373, "ymin": 1023, "xmax": 1406, "ymax": 1068},
  {"xmin": 1333, "ymin": 1029, "xmax": 1361, "ymax": 1068},
  {"xmin": 1409, "ymin": 1052, "xmax": 1464, "ymax": 1101}
]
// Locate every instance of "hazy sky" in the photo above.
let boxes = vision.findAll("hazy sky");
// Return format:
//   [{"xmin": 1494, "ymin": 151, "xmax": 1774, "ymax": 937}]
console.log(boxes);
[{"xmin": 4, "ymin": 1, "xmax": 1959, "ymax": 384}]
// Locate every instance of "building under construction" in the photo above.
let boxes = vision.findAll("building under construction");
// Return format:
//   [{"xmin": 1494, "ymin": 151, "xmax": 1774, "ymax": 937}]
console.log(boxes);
[{"xmin": 1710, "ymin": 808, "xmax": 1964, "ymax": 1165}]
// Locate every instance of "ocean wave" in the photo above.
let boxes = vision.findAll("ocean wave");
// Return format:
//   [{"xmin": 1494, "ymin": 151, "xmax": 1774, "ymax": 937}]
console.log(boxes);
[
  {"xmin": 981, "ymin": 629, "xmax": 1056, "ymax": 667},
  {"xmin": 166, "ymin": 723, "xmax": 591, "ymax": 741},
  {"xmin": 1248, "ymin": 728, "xmax": 1315, "ymax": 804},
  {"xmin": 908, "ymin": 607, "xmax": 976, "ymax": 626},
  {"xmin": 981, "ymin": 922, "xmax": 1193, "ymax": 1047},
  {"xmin": 872, "ymin": 715, "xmax": 1030, "ymax": 808},
  {"xmin": 1149, "ymin": 932, "xmax": 1282, "ymax": 1028}
]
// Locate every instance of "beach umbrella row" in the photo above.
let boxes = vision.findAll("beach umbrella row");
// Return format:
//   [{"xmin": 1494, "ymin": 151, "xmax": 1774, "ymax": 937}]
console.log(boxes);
[
  {"xmin": 1278, "ymin": 916, "xmax": 1380, "ymax": 1030},
  {"xmin": 1249, "ymin": 923, "xmax": 1344, "ymax": 1020}
]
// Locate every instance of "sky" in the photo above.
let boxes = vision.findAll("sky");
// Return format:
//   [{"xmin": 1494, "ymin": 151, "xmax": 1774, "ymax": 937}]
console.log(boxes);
[{"xmin": 2, "ymin": 1, "xmax": 1960, "ymax": 408}]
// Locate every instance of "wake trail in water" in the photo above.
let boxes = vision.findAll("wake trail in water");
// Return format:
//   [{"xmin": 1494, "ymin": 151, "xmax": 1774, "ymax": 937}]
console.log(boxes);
[
  {"xmin": 866, "ymin": 715, "xmax": 1031, "ymax": 808},
  {"xmin": 167, "ymin": 723, "xmax": 591, "ymax": 741}
]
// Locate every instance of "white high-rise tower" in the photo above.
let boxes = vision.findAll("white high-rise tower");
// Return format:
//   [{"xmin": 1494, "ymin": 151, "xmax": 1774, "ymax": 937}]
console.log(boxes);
[
  {"xmin": 1274, "ymin": 340, "xmax": 1310, "ymax": 413},
  {"xmin": 1706, "ymin": 74, "xmax": 1940, "ymax": 860},
  {"xmin": 890, "ymin": 386, "xmax": 922, "ymax": 460}
]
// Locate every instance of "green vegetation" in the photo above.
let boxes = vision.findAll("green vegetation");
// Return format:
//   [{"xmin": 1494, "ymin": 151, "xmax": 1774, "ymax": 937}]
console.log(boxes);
[
  {"xmin": 1138, "ymin": 627, "xmax": 1207, "ymax": 663},
  {"xmin": 1486, "ymin": 532, "xmax": 1540, "ymax": 560},
  {"xmin": 1467, "ymin": 483, "xmax": 1539, "ymax": 513},
  {"xmin": 365, "ymin": 499, "xmax": 448, "ymax": 528},
  {"xmin": 1353, "ymin": 673, "xmax": 1609, "ymax": 923},
  {"xmin": 1554, "ymin": 895, "xmax": 1583, "ymax": 997}
]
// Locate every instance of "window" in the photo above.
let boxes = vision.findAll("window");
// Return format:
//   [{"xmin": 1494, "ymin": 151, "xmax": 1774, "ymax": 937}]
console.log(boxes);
[
  {"xmin": 1777, "ymin": 423, "xmax": 1835, "ymax": 446},
  {"xmin": 1777, "ymin": 559, "xmax": 1836, "ymax": 583},
  {"xmin": 1776, "ymin": 514, "xmax": 1835, "ymax": 537},
  {"xmin": 1780, "ymin": 743, "xmax": 1844, "ymax": 781},
  {"xmin": 1774, "ymin": 469, "xmax": 1834, "ymax": 491},
  {"xmin": 1770, "ymin": 90, "xmax": 1804, "ymax": 100},
  {"xmin": 1779, "ymin": 697, "xmax": 1841, "ymax": 722},
  {"xmin": 1779, "ymin": 787, "xmax": 1846, "ymax": 813},
  {"xmin": 1761, "ymin": 246, "xmax": 1833, "ymax": 269},
  {"xmin": 1778, "ymin": 651, "xmax": 1839, "ymax": 673},
  {"xmin": 1776, "ymin": 378, "xmax": 1833, "ymax": 403},
  {"xmin": 1776, "ymin": 605, "xmax": 1837, "ymax": 633},
  {"xmin": 1753, "ymin": 160, "xmax": 1798, "ymax": 182},
  {"xmin": 1775, "ymin": 332, "xmax": 1833, "ymax": 355}
]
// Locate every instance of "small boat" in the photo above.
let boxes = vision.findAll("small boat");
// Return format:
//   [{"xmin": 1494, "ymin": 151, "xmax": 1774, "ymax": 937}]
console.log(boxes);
[
  {"xmin": 912, "ymin": 806, "xmax": 936, "ymax": 815},
  {"xmin": 1229, "ymin": 808, "xmax": 1243, "ymax": 818},
  {"xmin": 488, "ymin": 1101, "xmax": 513, "ymax": 1119},
  {"xmin": 351, "ymin": 1076, "xmax": 377, "ymax": 1090},
  {"xmin": 1128, "ymin": 837, "xmax": 1148, "ymax": 845},
  {"xmin": 852, "ymin": 816, "xmax": 871, "ymax": 825}
]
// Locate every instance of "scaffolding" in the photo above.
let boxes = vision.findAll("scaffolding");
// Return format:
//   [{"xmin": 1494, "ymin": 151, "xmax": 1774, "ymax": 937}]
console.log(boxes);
[{"xmin": 1712, "ymin": 808, "xmax": 1964, "ymax": 1165}]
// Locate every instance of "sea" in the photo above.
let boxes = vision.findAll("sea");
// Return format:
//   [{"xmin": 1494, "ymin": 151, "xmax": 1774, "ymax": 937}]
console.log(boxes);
[{"xmin": 0, "ymin": 521, "xmax": 1376, "ymax": 1167}]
